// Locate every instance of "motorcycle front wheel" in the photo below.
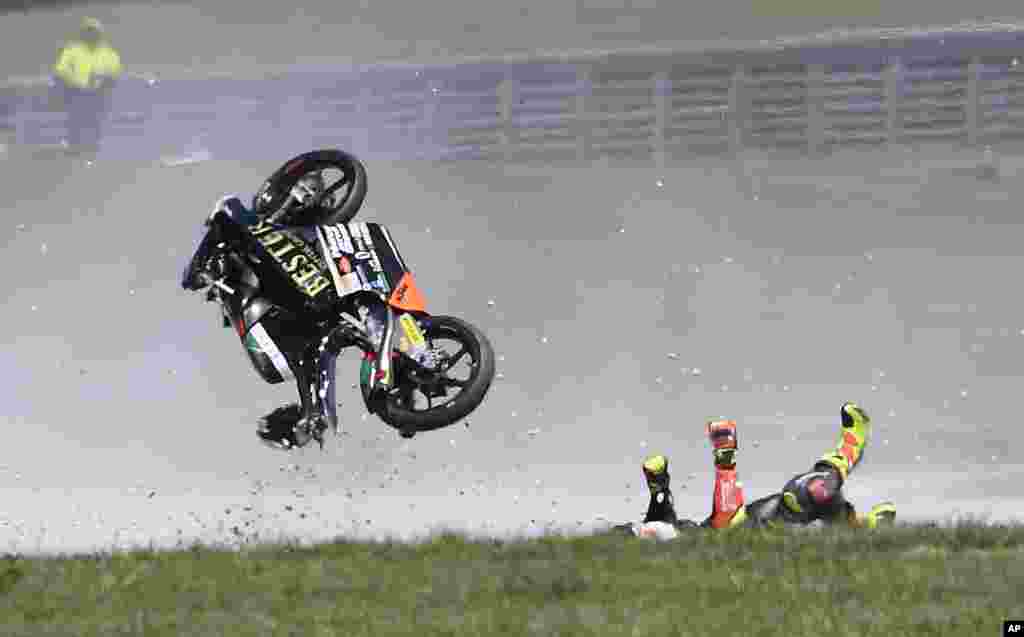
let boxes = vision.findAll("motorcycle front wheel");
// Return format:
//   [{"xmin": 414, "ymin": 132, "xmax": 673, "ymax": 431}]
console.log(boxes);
[{"xmin": 359, "ymin": 315, "xmax": 495, "ymax": 433}]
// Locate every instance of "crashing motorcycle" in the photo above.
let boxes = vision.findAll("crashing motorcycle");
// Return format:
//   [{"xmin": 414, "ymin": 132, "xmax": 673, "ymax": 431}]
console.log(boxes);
[{"xmin": 181, "ymin": 149, "xmax": 496, "ymax": 449}]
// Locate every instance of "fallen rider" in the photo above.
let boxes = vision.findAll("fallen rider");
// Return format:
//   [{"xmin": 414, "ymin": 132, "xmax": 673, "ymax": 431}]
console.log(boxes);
[{"xmin": 614, "ymin": 402, "xmax": 896, "ymax": 538}]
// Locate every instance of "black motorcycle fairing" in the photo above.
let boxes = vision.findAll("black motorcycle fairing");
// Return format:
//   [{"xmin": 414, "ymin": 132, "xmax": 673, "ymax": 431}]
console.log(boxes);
[
  {"xmin": 188, "ymin": 199, "xmax": 339, "ymax": 318},
  {"xmin": 240, "ymin": 306, "xmax": 298, "ymax": 385},
  {"xmin": 181, "ymin": 221, "xmax": 222, "ymax": 291},
  {"xmin": 182, "ymin": 196, "xmax": 257, "ymax": 291},
  {"xmin": 245, "ymin": 219, "xmax": 339, "ymax": 314},
  {"xmin": 241, "ymin": 297, "xmax": 276, "ymax": 330}
]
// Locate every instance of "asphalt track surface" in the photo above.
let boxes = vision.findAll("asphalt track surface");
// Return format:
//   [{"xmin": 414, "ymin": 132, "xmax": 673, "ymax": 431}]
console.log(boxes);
[{"xmin": 3, "ymin": 4, "xmax": 1024, "ymax": 554}]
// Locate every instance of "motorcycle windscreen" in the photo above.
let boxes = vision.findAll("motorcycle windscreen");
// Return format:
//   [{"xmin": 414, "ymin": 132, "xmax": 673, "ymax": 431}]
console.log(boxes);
[
  {"xmin": 181, "ymin": 223, "xmax": 216, "ymax": 289},
  {"xmin": 318, "ymin": 222, "xmax": 426, "ymax": 312}
]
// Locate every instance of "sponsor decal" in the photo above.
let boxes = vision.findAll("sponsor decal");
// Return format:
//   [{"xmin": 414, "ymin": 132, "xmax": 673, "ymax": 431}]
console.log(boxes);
[
  {"xmin": 352, "ymin": 246, "xmax": 384, "ymax": 274},
  {"xmin": 249, "ymin": 219, "xmax": 331, "ymax": 297},
  {"xmin": 243, "ymin": 331, "xmax": 261, "ymax": 353},
  {"xmin": 354, "ymin": 256, "xmax": 389, "ymax": 293},
  {"xmin": 337, "ymin": 256, "xmax": 352, "ymax": 274},
  {"xmin": 388, "ymin": 273, "xmax": 427, "ymax": 312},
  {"xmin": 358, "ymin": 223, "xmax": 386, "ymax": 274},
  {"xmin": 316, "ymin": 226, "xmax": 346, "ymax": 299},
  {"xmin": 248, "ymin": 323, "xmax": 295, "ymax": 381},
  {"xmin": 348, "ymin": 222, "xmax": 368, "ymax": 253},
  {"xmin": 369, "ymin": 251, "xmax": 385, "ymax": 274},
  {"xmin": 337, "ymin": 272, "xmax": 361, "ymax": 295},
  {"xmin": 324, "ymin": 225, "xmax": 354, "ymax": 256},
  {"xmin": 356, "ymin": 223, "xmax": 372, "ymax": 244},
  {"xmin": 399, "ymin": 313, "xmax": 426, "ymax": 348}
]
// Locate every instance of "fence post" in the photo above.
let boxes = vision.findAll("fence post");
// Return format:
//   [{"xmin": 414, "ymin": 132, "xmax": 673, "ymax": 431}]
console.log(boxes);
[
  {"xmin": 422, "ymin": 78, "xmax": 440, "ymax": 159},
  {"xmin": 575, "ymin": 64, "xmax": 592, "ymax": 162},
  {"xmin": 355, "ymin": 82, "xmax": 372, "ymax": 156},
  {"xmin": 654, "ymin": 69, "xmax": 669, "ymax": 170},
  {"xmin": 497, "ymin": 77, "xmax": 517, "ymax": 161},
  {"xmin": 807, "ymin": 64, "xmax": 826, "ymax": 156},
  {"xmin": 884, "ymin": 58, "xmax": 903, "ymax": 147},
  {"xmin": 966, "ymin": 56, "xmax": 981, "ymax": 147},
  {"xmin": 728, "ymin": 65, "xmax": 748, "ymax": 155}
]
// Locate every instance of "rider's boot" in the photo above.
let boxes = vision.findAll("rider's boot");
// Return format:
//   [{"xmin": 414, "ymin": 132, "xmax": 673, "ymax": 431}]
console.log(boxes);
[
  {"xmin": 707, "ymin": 420, "xmax": 746, "ymax": 529},
  {"xmin": 257, "ymin": 403, "xmax": 304, "ymax": 450},
  {"xmin": 817, "ymin": 402, "xmax": 870, "ymax": 481}
]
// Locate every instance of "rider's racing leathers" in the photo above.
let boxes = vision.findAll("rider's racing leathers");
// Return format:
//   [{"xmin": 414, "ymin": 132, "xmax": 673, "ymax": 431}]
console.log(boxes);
[{"xmin": 636, "ymin": 404, "xmax": 895, "ymax": 532}]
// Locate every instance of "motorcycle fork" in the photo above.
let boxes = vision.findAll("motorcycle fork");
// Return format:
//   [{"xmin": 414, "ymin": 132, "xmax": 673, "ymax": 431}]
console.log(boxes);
[
  {"xmin": 292, "ymin": 343, "xmax": 340, "ymax": 441},
  {"xmin": 359, "ymin": 301, "xmax": 398, "ymax": 394}
]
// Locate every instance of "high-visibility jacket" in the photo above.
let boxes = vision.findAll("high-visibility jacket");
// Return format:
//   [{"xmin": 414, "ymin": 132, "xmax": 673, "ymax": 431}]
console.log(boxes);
[{"xmin": 54, "ymin": 40, "xmax": 123, "ymax": 90}]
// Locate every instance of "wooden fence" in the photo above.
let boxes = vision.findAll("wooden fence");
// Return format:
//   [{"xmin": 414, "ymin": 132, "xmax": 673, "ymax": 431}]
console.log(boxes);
[{"xmin": 2, "ymin": 23, "xmax": 1024, "ymax": 161}]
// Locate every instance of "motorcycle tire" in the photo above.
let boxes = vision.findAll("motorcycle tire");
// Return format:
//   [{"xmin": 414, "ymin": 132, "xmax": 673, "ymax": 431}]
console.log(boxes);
[
  {"xmin": 360, "ymin": 315, "xmax": 495, "ymax": 433},
  {"xmin": 252, "ymin": 148, "xmax": 368, "ymax": 226}
]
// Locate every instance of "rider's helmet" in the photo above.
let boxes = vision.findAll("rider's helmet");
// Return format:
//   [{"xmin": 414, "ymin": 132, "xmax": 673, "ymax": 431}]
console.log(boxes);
[
  {"xmin": 80, "ymin": 17, "xmax": 104, "ymax": 46},
  {"xmin": 642, "ymin": 454, "xmax": 671, "ymax": 494}
]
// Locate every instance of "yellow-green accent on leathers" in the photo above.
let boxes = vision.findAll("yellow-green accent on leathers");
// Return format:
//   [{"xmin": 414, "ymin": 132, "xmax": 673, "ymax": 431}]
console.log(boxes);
[
  {"xmin": 54, "ymin": 40, "xmax": 123, "ymax": 90},
  {"xmin": 818, "ymin": 402, "xmax": 870, "ymax": 481},
  {"xmin": 724, "ymin": 502, "xmax": 893, "ymax": 530},
  {"xmin": 713, "ymin": 448, "xmax": 736, "ymax": 467},
  {"xmin": 782, "ymin": 491, "xmax": 804, "ymax": 514},
  {"xmin": 727, "ymin": 505, "xmax": 749, "ymax": 528}
]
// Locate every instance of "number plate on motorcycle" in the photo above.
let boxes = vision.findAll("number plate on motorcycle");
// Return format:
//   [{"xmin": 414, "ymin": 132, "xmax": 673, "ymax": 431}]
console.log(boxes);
[{"xmin": 399, "ymin": 314, "xmax": 426, "ymax": 348}]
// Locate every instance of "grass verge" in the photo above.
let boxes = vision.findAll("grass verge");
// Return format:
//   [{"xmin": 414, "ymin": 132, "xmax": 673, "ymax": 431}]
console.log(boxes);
[{"xmin": 2, "ymin": 521, "xmax": 1022, "ymax": 636}]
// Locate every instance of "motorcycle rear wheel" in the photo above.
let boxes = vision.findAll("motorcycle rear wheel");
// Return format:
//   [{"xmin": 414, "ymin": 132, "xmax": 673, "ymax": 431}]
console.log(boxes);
[
  {"xmin": 360, "ymin": 315, "xmax": 495, "ymax": 433},
  {"xmin": 252, "ymin": 148, "xmax": 368, "ymax": 226}
]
